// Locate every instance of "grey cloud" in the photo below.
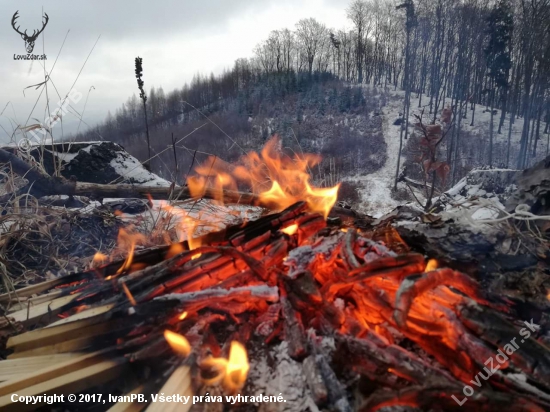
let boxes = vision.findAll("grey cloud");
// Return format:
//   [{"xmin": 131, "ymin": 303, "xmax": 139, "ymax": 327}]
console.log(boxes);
[{"xmin": 0, "ymin": 0, "xmax": 350, "ymax": 142}]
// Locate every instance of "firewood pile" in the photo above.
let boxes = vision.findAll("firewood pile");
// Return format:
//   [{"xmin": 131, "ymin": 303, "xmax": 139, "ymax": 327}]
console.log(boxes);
[{"xmin": 0, "ymin": 140, "xmax": 549, "ymax": 411}]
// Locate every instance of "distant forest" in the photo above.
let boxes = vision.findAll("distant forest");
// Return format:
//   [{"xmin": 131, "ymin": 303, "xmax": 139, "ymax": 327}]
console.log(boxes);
[{"xmin": 73, "ymin": 0, "xmax": 550, "ymax": 171}]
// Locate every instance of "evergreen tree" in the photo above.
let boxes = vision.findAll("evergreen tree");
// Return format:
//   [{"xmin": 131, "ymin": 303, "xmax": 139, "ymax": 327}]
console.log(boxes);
[
  {"xmin": 340, "ymin": 86, "xmax": 352, "ymax": 112},
  {"xmin": 485, "ymin": 0, "xmax": 513, "ymax": 90},
  {"xmin": 484, "ymin": 0, "xmax": 513, "ymax": 166}
]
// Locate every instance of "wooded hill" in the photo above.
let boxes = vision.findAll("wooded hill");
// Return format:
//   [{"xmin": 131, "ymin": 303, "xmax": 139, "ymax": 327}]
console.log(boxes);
[{"xmin": 70, "ymin": 0, "xmax": 550, "ymax": 185}]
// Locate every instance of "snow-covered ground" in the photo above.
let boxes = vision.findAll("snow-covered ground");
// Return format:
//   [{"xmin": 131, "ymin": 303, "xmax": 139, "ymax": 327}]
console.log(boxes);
[
  {"xmin": 350, "ymin": 87, "xmax": 546, "ymax": 218},
  {"xmin": 108, "ymin": 148, "xmax": 170, "ymax": 187},
  {"xmin": 349, "ymin": 91, "xmax": 403, "ymax": 218}
]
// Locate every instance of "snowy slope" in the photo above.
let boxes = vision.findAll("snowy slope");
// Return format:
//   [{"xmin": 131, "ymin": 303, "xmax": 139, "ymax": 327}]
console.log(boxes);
[
  {"xmin": 351, "ymin": 88, "xmax": 545, "ymax": 217},
  {"xmin": 350, "ymin": 90, "xmax": 403, "ymax": 217}
]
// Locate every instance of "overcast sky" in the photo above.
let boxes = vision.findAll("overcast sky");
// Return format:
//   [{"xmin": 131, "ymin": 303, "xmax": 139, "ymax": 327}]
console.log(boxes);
[{"xmin": 0, "ymin": 0, "xmax": 350, "ymax": 144}]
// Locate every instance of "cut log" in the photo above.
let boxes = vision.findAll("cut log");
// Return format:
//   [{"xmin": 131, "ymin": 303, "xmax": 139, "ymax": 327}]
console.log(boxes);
[
  {"xmin": 0, "ymin": 147, "xmax": 259, "ymax": 205},
  {"xmin": 506, "ymin": 155, "xmax": 550, "ymax": 216},
  {"xmin": 73, "ymin": 182, "xmax": 259, "ymax": 204}
]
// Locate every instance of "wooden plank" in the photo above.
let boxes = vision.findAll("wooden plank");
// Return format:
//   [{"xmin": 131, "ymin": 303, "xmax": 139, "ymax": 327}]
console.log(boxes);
[
  {"xmin": 8, "ymin": 320, "xmax": 131, "ymax": 358},
  {"xmin": 7, "ymin": 290, "xmax": 63, "ymax": 312},
  {"xmin": 9, "ymin": 334, "xmax": 104, "ymax": 359},
  {"xmin": 0, "ymin": 357, "xmax": 126, "ymax": 412},
  {"xmin": 0, "ymin": 354, "xmax": 82, "ymax": 381},
  {"xmin": 0, "ymin": 278, "xmax": 64, "ymax": 304},
  {"xmin": 0, "ymin": 350, "xmax": 108, "ymax": 396},
  {"xmin": 107, "ymin": 385, "xmax": 146, "ymax": 412},
  {"xmin": 7, "ymin": 293, "xmax": 80, "ymax": 326},
  {"xmin": 146, "ymin": 365, "xmax": 192, "ymax": 412},
  {"xmin": 46, "ymin": 303, "xmax": 115, "ymax": 327},
  {"xmin": 7, "ymin": 313, "xmax": 111, "ymax": 350}
]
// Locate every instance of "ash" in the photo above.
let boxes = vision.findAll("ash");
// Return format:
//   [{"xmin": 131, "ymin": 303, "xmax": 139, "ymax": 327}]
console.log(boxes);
[{"xmin": 247, "ymin": 340, "xmax": 333, "ymax": 412}]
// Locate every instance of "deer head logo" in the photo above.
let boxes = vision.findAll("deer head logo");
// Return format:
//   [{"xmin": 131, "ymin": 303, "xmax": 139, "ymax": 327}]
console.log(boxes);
[{"xmin": 11, "ymin": 11, "xmax": 49, "ymax": 54}]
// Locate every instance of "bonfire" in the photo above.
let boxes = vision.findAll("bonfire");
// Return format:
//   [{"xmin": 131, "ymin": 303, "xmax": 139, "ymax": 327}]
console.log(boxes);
[{"xmin": 0, "ymin": 138, "xmax": 549, "ymax": 412}]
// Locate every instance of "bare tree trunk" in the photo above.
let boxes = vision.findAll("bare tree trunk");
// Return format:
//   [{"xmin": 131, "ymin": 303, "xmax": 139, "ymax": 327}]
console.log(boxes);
[
  {"xmin": 395, "ymin": 22, "xmax": 413, "ymax": 190},
  {"xmin": 489, "ymin": 82, "xmax": 495, "ymax": 167}
]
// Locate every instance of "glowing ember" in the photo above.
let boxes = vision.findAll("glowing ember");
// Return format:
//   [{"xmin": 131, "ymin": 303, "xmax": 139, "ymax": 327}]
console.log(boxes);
[
  {"xmin": 178, "ymin": 311, "xmax": 188, "ymax": 320},
  {"xmin": 282, "ymin": 223, "xmax": 298, "ymax": 236},
  {"xmin": 164, "ymin": 330, "xmax": 191, "ymax": 357}
]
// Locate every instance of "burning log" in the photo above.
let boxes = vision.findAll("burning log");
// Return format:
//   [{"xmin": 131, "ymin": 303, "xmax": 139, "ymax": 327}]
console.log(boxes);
[
  {"xmin": 393, "ymin": 268, "xmax": 489, "ymax": 328},
  {"xmin": 359, "ymin": 385, "xmax": 548, "ymax": 412},
  {"xmin": 0, "ymin": 201, "xmax": 549, "ymax": 410},
  {"xmin": 280, "ymin": 296, "xmax": 308, "ymax": 360}
]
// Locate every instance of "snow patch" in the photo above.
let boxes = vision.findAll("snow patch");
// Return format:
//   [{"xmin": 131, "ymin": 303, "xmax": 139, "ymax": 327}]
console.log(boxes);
[{"xmin": 109, "ymin": 151, "xmax": 170, "ymax": 187}]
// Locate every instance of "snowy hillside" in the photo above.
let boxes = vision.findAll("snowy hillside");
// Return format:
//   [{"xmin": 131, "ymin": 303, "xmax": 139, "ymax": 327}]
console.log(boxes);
[{"xmin": 350, "ymin": 88, "xmax": 547, "ymax": 218}]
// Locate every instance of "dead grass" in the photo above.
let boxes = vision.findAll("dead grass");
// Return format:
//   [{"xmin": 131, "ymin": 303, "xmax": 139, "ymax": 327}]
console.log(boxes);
[
  {"xmin": 0, "ymin": 194, "xmax": 122, "ymax": 292},
  {"xmin": 338, "ymin": 181, "xmax": 362, "ymax": 206}
]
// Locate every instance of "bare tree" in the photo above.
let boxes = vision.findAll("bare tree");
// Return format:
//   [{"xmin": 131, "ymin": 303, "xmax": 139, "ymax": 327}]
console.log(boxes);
[
  {"xmin": 295, "ymin": 18, "xmax": 327, "ymax": 75},
  {"xmin": 347, "ymin": 0, "xmax": 373, "ymax": 84},
  {"xmin": 280, "ymin": 29, "xmax": 295, "ymax": 73}
]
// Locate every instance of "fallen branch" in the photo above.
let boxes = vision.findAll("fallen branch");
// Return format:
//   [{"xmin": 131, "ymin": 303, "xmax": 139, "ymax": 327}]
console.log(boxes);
[
  {"xmin": 0, "ymin": 147, "xmax": 260, "ymax": 205},
  {"xmin": 0, "ymin": 148, "xmax": 75, "ymax": 200},
  {"xmin": 73, "ymin": 182, "xmax": 260, "ymax": 204}
]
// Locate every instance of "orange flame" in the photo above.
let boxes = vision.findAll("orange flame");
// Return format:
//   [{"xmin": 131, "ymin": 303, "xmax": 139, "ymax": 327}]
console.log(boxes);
[
  {"xmin": 166, "ymin": 243, "xmax": 185, "ymax": 259},
  {"xmin": 201, "ymin": 341, "xmax": 249, "ymax": 391},
  {"xmin": 121, "ymin": 282, "xmax": 136, "ymax": 306},
  {"xmin": 187, "ymin": 137, "xmax": 339, "ymax": 219},
  {"xmin": 225, "ymin": 341, "xmax": 249, "ymax": 390},
  {"xmin": 92, "ymin": 252, "xmax": 108, "ymax": 264},
  {"xmin": 164, "ymin": 330, "xmax": 191, "ymax": 357},
  {"xmin": 425, "ymin": 259, "xmax": 438, "ymax": 272},
  {"xmin": 305, "ymin": 181, "xmax": 340, "ymax": 219},
  {"xmin": 159, "ymin": 203, "xmax": 203, "ymax": 260},
  {"xmin": 114, "ymin": 228, "xmax": 146, "ymax": 276}
]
